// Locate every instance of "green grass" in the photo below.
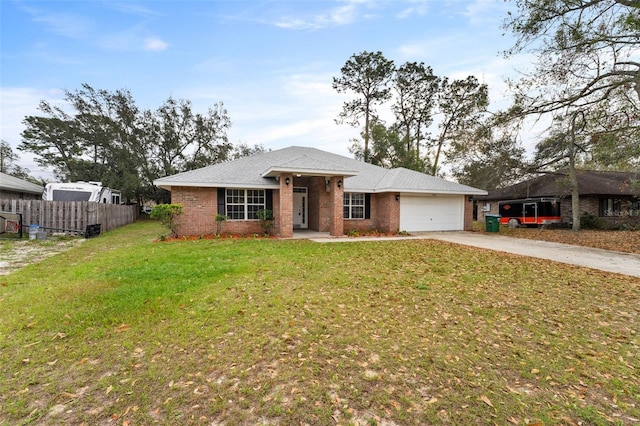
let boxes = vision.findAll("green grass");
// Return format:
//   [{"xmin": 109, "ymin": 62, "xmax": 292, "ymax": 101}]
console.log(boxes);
[{"xmin": 1, "ymin": 221, "xmax": 639, "ymax": 425}]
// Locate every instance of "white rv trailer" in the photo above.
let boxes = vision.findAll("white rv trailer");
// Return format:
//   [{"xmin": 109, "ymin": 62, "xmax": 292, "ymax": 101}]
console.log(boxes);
[{"xmin": 42, "ymin": 181, "xmax": 121, "ymax": 204}]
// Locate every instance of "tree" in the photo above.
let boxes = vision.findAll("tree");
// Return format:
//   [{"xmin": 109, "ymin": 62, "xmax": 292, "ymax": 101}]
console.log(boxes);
[
  {"xmin": 231, "ymin": 142, "xmax": 266, "ymax": 159},
  {"xmin": 503, "ymin": 1, "xmax": 640, "ymax": 230},
  {"xmin": 0, "ymin": 140, "xmax": 41, "ymax": 183},
  {"xmin": 505, "ymin": 0, "xmax": 640, "ymax": 106},
  {"xmin": 20, "ymin": 113, "xmax": 86, "ymax": 181},
  {"xmin": 150, "ymin": 203, "xmax": 183, "ymax": 238},
  {"xmin": 333, "ymin": 51, "xmax": 395, "ymax": 163},
  {"xmin": 449, "ymin": 122, "xmax": 526, "ymax": 191},
  {"xmin": 333, "ymin": 52, "xmax": 491, "ymax": 176},
  {"xmin": 349, "ymin": 119, "xmax": 430, "ymax": 171},
  {"xmin": 583, "ymin": 97, "xmax": 640, "ymax": 170},
  {"xmin": 150, "ymin": 97, "xmax": 232, "ymax": 176},
  {"xmin": 392, "ymin": 62, "xmax": 440, "ymax": 164},
  {"xmin": 0, "ymin": 140, "xmax": 18, "ymax": 173},
  {"xmin": 504, "ymin": 0, "xmax": 640, "ymax": 161},
  {"xmin": 531, "ymin": 110, "xmax": 591, "ymax": 231},
  {"xmin": 431, "ymin": 76, "xmax": 489, "ymax": 176},
  {"xmin": 19, "ymin": 84, "xmax": 232, "ymax": 204}
]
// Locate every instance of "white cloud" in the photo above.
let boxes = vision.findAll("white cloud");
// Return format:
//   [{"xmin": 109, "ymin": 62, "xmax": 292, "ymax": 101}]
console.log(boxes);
[
  {"xmin": 274, "ymin": 0, "xmax": 371, "ymax": 30},
  {"xmin": 396, "ymin": 0, "xmax": 430, "ymax": 19},
  {"xmin": 105, "ymin": 2, "xmax": 163, "ymax": 19},
  {"xmin": 463, "ymin": 0, "xmax": 509, "ymax": 26},
  {"xmin": 143, "ymin": 37, "xmax": 169, "ymax": 52},
  {"xmin": 99, "ymin": 29, "xmax": 169, "ymax": 52},
  {"xmin": 26, "ymin": 8, "xmax": 93, "ymax": 39}
]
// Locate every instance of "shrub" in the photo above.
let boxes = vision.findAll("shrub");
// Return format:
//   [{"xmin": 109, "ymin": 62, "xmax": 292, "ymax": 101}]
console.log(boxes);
[
  {"xmin": 215, "ymin": 213, "xmax": 228, "ymax": 235},
  {"xmin": 256, "ymin": 209, "xmax": 274, "ymax": 235},
  {"xmin": 580, "ymin": 213, "xmax": 605, "ymax": 230},
  {"xmin": 150, "ymin": 204, "xmax": 184, "ymax": 237}
]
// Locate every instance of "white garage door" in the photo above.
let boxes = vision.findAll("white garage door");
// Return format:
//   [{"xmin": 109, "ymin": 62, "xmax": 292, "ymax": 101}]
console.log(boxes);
[{"xmin": 400, "ymin": 194, "xmax": 464, "ymax": 231}]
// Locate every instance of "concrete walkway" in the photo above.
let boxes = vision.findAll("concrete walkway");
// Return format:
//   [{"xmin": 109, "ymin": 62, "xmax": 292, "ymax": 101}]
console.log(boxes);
[{"xmin": 309, "ymin": 231, "xmax": 640, "ymax": 278}]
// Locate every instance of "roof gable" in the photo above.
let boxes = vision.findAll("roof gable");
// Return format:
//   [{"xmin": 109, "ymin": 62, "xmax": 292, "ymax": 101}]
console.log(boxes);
[{"xmin": 262, "ymin": 154, "xmax": 358, "ymax": 178}]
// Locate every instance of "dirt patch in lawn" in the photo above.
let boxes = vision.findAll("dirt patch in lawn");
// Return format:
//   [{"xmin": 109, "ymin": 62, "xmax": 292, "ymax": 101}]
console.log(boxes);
[{"xmin": 0, "ymin": 238, "xmax": 85, "ymax": 275}]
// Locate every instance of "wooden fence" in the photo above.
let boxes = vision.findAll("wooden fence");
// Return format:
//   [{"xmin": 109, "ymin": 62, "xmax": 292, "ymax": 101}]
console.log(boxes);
[{"xmin": 0, "ymin": 199, "xmax": 138, "ymax": 235}]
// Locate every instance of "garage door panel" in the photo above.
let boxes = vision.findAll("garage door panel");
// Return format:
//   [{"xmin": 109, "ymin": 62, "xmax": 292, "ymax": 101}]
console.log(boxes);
[{"xmin": 400, "ymin": 195, "xmax": 463, "ymax": 231}]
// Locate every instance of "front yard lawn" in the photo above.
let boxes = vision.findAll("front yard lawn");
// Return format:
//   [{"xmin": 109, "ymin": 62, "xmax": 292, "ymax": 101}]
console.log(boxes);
[{"xmin": 1, "ymin": 221, "xmax": 638, "ymax": 425}]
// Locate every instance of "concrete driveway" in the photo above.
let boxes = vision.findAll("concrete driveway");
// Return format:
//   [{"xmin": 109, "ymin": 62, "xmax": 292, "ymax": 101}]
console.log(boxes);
[{"xmin": 310, "ymin": 231, "xmax": 640, "ymax": 278}]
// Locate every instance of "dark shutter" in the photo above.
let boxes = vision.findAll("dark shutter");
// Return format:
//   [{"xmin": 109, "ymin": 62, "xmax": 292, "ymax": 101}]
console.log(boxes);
[
  {"xmin": 217, "ymin": 188, "xmax": 225, "ymax": 215},
  {"xmin": 266, "ymin": 189, "xmax": 273, "ymax": 211},
  {"xmin": 365, "ymin": 193, "xmax": 371, "ymax": 219}
]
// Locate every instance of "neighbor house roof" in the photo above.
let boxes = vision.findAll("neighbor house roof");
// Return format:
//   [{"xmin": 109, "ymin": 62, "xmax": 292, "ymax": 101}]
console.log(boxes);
[
  {"xmin": 478, "ymin": 170, "xmax": 640, "ymax": 201},
  {"xmin": 0, "ymin": 172, "xmax": 44, "ymax": 195},
  {"xmin": 154, "ymin": 146, "xmax": 487, "ymax": 195}
]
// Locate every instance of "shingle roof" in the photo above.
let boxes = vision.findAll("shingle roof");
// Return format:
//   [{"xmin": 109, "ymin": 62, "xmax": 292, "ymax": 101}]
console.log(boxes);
[
  {"xmin": 477, "ymin": 170, "xmax": 640, "ymax": 200},
  {"xmin": 0, "ymin": 172, "xmax": 44, "ymax": 195},
  {"xmin": 154, "ymin": 146, "xmax": 487, "ymax": 195}
]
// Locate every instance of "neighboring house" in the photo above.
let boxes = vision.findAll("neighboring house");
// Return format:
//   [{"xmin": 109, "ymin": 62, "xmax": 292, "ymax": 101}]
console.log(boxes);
[
  {"xmin": 476, "ymin": 170, "xmax": 640, "ymax": 228},
  {"xmin": 0, "ymin": 172, "xmax": 44, "ymax": 200},
  {"xmin": 153, "ymin": 146, "xmax": 487, "ymax": 237}
]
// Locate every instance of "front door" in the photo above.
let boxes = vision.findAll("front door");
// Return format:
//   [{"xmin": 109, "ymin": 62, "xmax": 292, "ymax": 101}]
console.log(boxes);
[{"xmin": 293, "ymin": 187, "xmax": 308, "ymax": 229}]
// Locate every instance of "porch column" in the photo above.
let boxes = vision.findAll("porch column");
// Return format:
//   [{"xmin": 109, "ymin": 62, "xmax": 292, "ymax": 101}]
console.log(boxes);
[
  {"xmin": 329, "ymin": 176, "xmax": 344, "ymax": 236},
  {"xmin": 279, "ymin": 173, "xmax": 294, "ymax": 238}
]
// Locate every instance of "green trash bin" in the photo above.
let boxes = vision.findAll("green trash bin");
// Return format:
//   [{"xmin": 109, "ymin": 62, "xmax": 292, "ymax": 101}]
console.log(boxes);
[{"xmin": 485, "ymin": 214, "xmax": 501, "ymax": 233}]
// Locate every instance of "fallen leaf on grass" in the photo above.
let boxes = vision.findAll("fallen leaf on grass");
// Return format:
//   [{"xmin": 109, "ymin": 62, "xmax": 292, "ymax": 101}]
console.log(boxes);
[
  {"xmin": 480, "ymin": 395, "xmax": 494, "ymax": 408},
  {"xmin": 114, "ymin": 324, "xmax": 130, "ymax": 332},
  {"xmin": 60, "ymin": 391, "xmax": 79, "ymax": 401}
]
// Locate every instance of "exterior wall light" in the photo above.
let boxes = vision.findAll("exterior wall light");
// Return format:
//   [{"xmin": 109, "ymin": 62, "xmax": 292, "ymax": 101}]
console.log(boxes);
[
  {"xmin": 285, "ymin": 177, "xmax": 290, "ymax": 186},
  {"xmin": 337, "ymin": 179, "xmax": 342, "ymax": 188},
  {"xmin": 396, "ymin": 194, "xmax": 400, "ymax": 201}
]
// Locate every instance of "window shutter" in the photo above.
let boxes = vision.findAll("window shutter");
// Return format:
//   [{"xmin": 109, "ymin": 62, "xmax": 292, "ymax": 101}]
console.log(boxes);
[
  {"xmin": 217, "ymin": 188, "xmax": 225, "ymax": 215},
  {"xmin": 266, "ymin": 189, "xmax": 273, "ymax": 211},
  {"xmin": 365, "ymin": 193, "xmax": 371, "ymax": 219}
]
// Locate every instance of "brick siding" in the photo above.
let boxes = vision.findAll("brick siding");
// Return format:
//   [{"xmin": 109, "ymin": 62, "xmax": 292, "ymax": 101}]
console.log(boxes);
[
  {"xmin": 171, "ymin": 186, "xmax": 264, "ymax": 237},
  {"xmin": 463, "ymin": 197, "xmax": 473, "ymax": 231},
  {"xmin": 171, "ymin": 183, "xmax": 475, "ymax": 237},
  {"xmin": 328, "ymin": 177, "xmax": 344, "ymax": 236}
]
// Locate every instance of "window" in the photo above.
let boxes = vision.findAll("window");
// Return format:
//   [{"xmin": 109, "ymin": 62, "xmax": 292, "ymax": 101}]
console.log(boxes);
[
  {"xmin": 52, "ymin": 190, "xmax": 92, "ymax": 202},
  {"xmin": 226, "ymin": 189, "xmax": 265, "ymax": 220},
  {"xmin": 600, "ymin": 197, "xmax": 640, "ymax": 217},
  {"xmin": 344, "ymin": 192, "xmax": 365, "ymax": 219}
]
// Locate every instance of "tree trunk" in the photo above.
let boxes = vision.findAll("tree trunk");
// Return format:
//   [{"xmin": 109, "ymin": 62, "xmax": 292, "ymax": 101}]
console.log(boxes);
[
  {"xmin": 569, "ymin": 117, "xmax": 580, "ymax": 231},
  {"xmin": 364, "ymin": 108, "xmax": 370, "ymax": 163},
  {"xmin": 569, "ymin": 159, "xmax": 580, "ymax": 231}
]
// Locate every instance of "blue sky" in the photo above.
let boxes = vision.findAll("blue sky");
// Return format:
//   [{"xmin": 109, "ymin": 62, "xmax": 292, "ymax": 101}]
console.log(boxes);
[{"xmin": 1, "ymin": 0, "xmax": 530, "ymax": 180}]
